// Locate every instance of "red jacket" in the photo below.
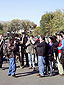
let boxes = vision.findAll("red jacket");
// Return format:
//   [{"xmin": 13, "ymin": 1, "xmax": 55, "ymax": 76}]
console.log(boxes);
[{"xmin": 58, "ymin": 40, "xmax": 62, "ymax": 53}]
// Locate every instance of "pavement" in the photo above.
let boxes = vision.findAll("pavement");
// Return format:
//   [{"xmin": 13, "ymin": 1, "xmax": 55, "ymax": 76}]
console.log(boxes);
[{"xmin": 0, "ymin": 62, "xmax": 64, "ymax": 85}]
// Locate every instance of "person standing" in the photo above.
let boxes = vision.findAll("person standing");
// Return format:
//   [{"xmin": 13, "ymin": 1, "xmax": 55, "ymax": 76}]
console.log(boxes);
[
  {"xmin": 48, "ymin": 37, "xmax": 54, "ymax": 76},
  {"xmin": 21, "ymin": 32, "xmax": 29, "ymax": 67},
  {"xmin": 7, "ymin": 37, "xmax": 16, "ymax": 77},
  {"xmin": 52, "ymin": 35, "xmax": 59, "ymax": 71},
  {"xmin": 26, "ymin": 35, "xmax": 35, "ymax": 71},
  {"xmin": 57, "ymin": 34, "xmax": 64, "ymax": 75},
  {"xmin": 36, "ymin": 35, "xmax": 48, "ymax": 77},
  {"xmin": 14, "ymin": 34, "xmax": 22, "ymax": 68}
]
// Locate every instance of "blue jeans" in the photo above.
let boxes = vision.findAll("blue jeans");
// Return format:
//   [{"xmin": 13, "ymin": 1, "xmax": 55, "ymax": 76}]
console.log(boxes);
[
  {"xmin": 28, "ymin": 53, "xmax": 35, "ymax": 67},
  {"xmin": 8, "ymin": 57, "xmax": 16, "ymax": 76},
  {"xmin": 38, "ymin": 56, "xmax": 45, "ymax": 76}
]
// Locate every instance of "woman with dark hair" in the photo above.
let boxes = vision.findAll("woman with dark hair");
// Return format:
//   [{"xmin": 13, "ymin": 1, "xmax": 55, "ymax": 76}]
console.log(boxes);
[
  {"xmin": 52, "ymin": 35, "xmax": 59, "ymax": 70},
  {"xmin": 48, "ymin": 37, "xmax": 54, "ymax": 76}
]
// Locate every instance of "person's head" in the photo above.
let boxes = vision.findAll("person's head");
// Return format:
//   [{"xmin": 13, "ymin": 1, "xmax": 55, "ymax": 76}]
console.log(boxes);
[
  {"xmin": 9, "ymin": 37, "xmax": 14, "ymax": 44},
  {"xmin": 30, "ymin": 35, "xmax": 34, "ymax": 40},
  {"xmin": 52, "ymin": 35, "xmax": 57, "ymax": 42},
  {"xmin": 60, "ymin": 31, "xmax": 64, "ymax": 38},
  {"xmin": 40, "ymin": 35, "xmax": 45, "ymax": 42},
  {"xmin": 56, "ymin": 33, "xmax": 60, "ymax": 41},
  {"xmin": 58, "ymin": 34, "xmax": 63, "ymax": 41},
  {"xmin": 14, "ymin": 34, "xmax": 19, "ymax": 39},
  {"xmin": 22, "ymin": 32, "xmax": 26, "ymax": 38},
  {"xmin": 48, "ymin": 37, "xmax": 53, "ymax": 43}
]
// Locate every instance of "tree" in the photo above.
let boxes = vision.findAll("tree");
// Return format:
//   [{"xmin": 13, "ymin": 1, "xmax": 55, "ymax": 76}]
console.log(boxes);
[
  {"xmin": 7, "ymin": 19, "xmax": 36, "ymax": 34},
  {"xmin": 33, "ymin": 26, "xmax": 41, "ymax": 36},
  {"xmin": 21, "ymin": 20, "xmax": 36, "ymax": 33},
  {"xmin": 7, "ymin": 19, "xmax": 22, "ymax": 32},
  {"xmin": 40, "ymin": 9, "xmax": 64, "ymax": 36},
  {"xmin": 0, "ymin": 23, "xmax": 3, "ymax": 30}
]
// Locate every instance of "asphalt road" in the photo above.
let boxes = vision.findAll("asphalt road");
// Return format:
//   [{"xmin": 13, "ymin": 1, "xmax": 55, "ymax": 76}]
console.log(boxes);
[{"xmin": 0, "ymin": 62, "xmax": 64, "ymax": 85}]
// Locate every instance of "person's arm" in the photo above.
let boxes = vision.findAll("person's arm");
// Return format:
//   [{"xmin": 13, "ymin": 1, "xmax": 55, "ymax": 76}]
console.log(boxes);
[
  {"xmin": 31, "ymin": 40, "xmax": 35, "ymax": 44},
  {"xmin": 21, "ymin": 37, "xmax": 24, "ymax": 44},
  {"xmin": 26, "ymin": 39, "xmax": 30, "ymax": 47},
  {"xmin": 58, "ymin": 39, "xmax": 64, "ymax": 50}
]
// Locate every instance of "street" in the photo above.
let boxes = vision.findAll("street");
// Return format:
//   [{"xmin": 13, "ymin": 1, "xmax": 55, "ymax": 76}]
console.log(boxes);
[{"xmin": 0, "ymin": 62, "xmax": 64, "ymax": 85}]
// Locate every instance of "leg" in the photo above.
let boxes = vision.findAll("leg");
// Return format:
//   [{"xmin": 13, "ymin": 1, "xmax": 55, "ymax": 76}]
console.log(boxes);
[
  {"xmin": 38, "ymin": 56, "xmax": 45, "ymax": 76},
  {"xmin": 57, "ymin": 53, "xmax": 64, "ymax": 75},
  {"xmin": 0, "ymin": 54, "xmax": 3, "ymax": 68},
  {"xmin": 18, "ymin": 53, "xmax": 22, "ymax": 67},
  {"xmin": 21, "ymin": 52, "xmax": 24, "ymax": 66},
  {"xmin": 8, "ymin": 58, "xmax": 12, "ymax": 75},
  {"xmin": 25, "ymin": 53, "xmax": 29, "ymax": 66},
  {"xmin": 11, "ymin": 57, "xmax": 16, "ymax": 76},
  {"xmin": 45, "ymin": 57, "xmax": 49, "ymax": 74},
  {"xmin": 32, "ymin": 54, "xmax": 35, "ymax": 68},
  {"xmin": 49, "ymin": 61, "xmax": 53, "ymax": 75},
  {"xmin": 28, "ymin": 53, "xmax": 32, "ymax": 68}
]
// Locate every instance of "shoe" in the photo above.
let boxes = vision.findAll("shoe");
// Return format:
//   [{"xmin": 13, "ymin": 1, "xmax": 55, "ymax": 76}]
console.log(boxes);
[
  {"xmin": 37, "ymin": 74, "xmax": 40, "ymax": 76},
  {"xmin": 33, "ymin": 67, "xmax": 36, "ymax": 71},
  {"xmin": 8, "ymin": 74, "xmax": 11, "ymax": 76},
  {"xmin": 12, "ymin": 74, "xmax": 17, "ymax": 78},
  {"xmin": 20, "ymin": 66, "xmax": 23, "ymax": 69},
  {"xmin": 59, "ymin": 74, "xmax": 64, "ymax": 76},
  {"xmin": 26, "ymin": 65, "xmax": 29, "ymax": 67},
  {"xmin": 12, "ymin": 74, "xmax": 15, "ymax": 77},
  {"xmin": 2, "ymin": 68, "xmax": 5, "ymax": 70},
  {"xmin": 29, "ymin": 67, "xmax": 32, "ymax": 69},
  {"xmin": 0, "ymin": 67, "xmax": 2, "ymax": 70},
  {"xmin": 39, "ymin": 74, "xmax": 45, "ymax": 78},
  {"xmin": 49, "ymin": 74, "xmax": 53, "ymax": 76}
]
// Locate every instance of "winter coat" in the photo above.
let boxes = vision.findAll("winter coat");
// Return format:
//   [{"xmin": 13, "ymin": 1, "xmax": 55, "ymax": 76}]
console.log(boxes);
[
  {"xmin": 26, "ymin": 38, "xmax": 35, "ymax": 54},
  {"xmin": 36, "ymin": 41, "xmax": 48, "ymax": 56}
]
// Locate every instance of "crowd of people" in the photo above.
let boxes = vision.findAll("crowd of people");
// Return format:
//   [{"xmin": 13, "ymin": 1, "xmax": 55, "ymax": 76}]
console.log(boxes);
[{"xmin": 0, "ymin": 31, "xmax": 64, "ymax": 78}]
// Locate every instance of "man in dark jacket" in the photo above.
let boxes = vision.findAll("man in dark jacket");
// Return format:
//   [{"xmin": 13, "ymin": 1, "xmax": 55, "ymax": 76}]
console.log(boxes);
[
  {"xmin": 21, "ymin": 32, "xmax": 29, "ymax": 67},
  {"xmin": 36, "ymin": 35, "xmax": 48, "ymax": 77}
]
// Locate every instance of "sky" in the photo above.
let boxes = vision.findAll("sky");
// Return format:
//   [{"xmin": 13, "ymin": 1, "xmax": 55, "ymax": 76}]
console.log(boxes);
[{"xmin": 0, "ymin": 0, "xmax": 64, "ymax": 26}]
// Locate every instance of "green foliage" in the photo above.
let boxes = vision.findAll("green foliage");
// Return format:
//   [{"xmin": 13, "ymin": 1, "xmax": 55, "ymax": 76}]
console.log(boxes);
[
  {"xmin": 0, "ymin": 30, "xmax": 4, "ymax": 34},
  {"xmin": 7, "ymin": 19, "xmax": 22, "ymax": 32},
  {"xmin": 33, "ymin": 26, "xmax": 42, "ymax": 36},
  {"xmin": 0, "ymin": 9, "xmax": 64, "ymax": 36},
  {"xmin": 40, "ymin": 9, "xmax": 64, "ymax": 36},
  {"xmin": 0, "ymin": 23, "xmax": 3, "ymax": 30},
  {"xmin": 0, "ymin": 19, "xmax": 36, "ymax": 35},
  {"xmin": 7, "ymin": 19, "xmax": 35, "ymax": 33}
]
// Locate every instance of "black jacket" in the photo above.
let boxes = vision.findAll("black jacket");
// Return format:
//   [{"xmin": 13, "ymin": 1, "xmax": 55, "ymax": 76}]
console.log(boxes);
[
  {"xmin": 36, "ymin": 41, "xmax": 48, "ymax": 56},
  {"xmin": 53, "ymin": 41, "xmax": 59, "ymax": 56},
  {"xmin": 48, "ymin": 43, "xmax": 54, "ymax": 61}
]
